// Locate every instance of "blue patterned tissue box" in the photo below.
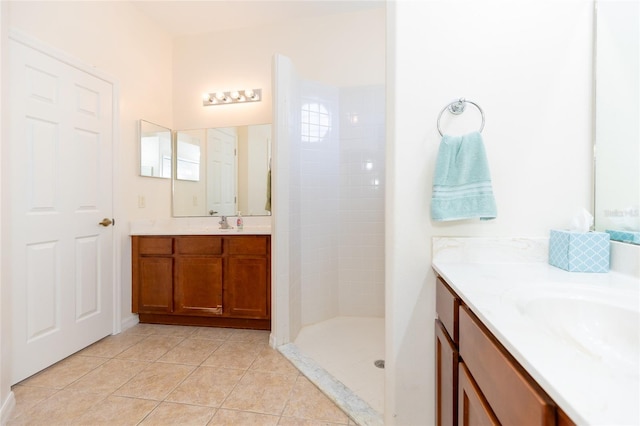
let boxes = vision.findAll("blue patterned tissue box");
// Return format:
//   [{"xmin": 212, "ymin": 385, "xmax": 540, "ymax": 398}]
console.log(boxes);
[{"xmin": 549, "ymin": 230, "xmax": 610, "ymax": 272}]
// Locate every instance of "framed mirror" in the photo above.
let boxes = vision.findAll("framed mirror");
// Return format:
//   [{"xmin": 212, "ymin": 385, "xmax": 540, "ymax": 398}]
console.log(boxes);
[
  {"xmin": 139, "ymin": 120, "xmax": 172, "ymax": 178},
  {"xmin": 173, "ymin": 124, "xmax": 272, "ymax": 217},
  {"xmin": 593, "ymin": 1, "xmax": 639, "ymax": 244}
]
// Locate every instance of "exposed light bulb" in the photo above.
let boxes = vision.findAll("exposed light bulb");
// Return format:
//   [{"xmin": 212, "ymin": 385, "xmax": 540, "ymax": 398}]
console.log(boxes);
[
  {"xmin": 215, "ymin": 92, "xmax": 227, "ymax": 101},
  {"xmin": 244, "ymin": 89, "xmax": 255, "ymax": 99},
  {"xmin": 202, "ymin": 93, "xmax": 212, "ymax": 102},
  {"xmin": 230, "ymin": 91, "xmax": 240, "ymax": 100}
]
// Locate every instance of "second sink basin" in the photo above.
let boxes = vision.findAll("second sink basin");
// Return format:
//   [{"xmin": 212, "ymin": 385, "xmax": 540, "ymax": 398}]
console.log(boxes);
[{"xmin": 502, "ymin": 283, "xmax": 640, "ymax": 375}]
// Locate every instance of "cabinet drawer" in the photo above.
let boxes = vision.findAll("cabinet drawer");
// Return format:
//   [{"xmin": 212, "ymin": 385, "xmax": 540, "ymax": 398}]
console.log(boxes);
[
  {"xmin": 138, "ymin": 237, "xmax": 173, "ymax": 255},
  {"xmin": 227, "ymin": 236, "xmax": 269, "ymax": 255},
  {"xmin": 436, "ymin": 277, "xmax": 460, "ymax": 343},
  {"xmin": 175, "ymin": 236, "xmax": 222, "ymax": 255},
  {"xmin": 459, "ymin": 306, "xmax": 555, "ymax": 426}
]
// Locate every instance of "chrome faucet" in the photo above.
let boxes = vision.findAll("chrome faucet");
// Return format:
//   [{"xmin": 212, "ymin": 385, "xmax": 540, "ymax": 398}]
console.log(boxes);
[{"xmin": 218, "ymin": 216, "xmax": 232, "ymax": 229}]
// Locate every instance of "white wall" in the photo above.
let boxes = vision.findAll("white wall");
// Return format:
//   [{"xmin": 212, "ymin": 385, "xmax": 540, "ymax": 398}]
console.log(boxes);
[
  {"xmin": 271, "ymin": 54, "xmax": 301, "ymax": 344},
  {"xmin": 387, "ymin": 1, "xmax": 593, "ymax": 424},
  {"xmin": 172, "ymin": 8, "xmax": 386, "ymax": 130},
  {"xmin": 0, "ymin": 1, "xmax": 12, "ymax": 421}
]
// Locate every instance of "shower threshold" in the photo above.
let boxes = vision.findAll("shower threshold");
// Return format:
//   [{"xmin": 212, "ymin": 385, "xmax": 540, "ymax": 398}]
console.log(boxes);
[{"xmin": 279, "ymin": 343, "xmax": 383, "ymax": 426}]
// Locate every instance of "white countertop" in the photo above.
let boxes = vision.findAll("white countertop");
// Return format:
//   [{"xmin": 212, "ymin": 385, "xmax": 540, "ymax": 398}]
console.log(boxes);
[
  {"xmin": 129, "ymin": 218, "xmax": 271, "ymax": 236},
  {"xmin": 130, "ymin": 227, "xmax": 271, "ymax": 236},
  {"xmin": 432, "ymin": 260, "xmax": 639, "ymax": 425}
]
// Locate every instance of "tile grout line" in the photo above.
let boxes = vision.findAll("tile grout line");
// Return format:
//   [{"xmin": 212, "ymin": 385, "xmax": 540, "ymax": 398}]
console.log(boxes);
[{"xmin": 133, "ymin": 327, "xmax": 215, "ymax": 425}]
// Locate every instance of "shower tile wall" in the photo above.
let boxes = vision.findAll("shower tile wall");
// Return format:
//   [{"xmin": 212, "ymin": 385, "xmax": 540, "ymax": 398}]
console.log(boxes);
[
  {"xmin": 296, "ymin": 82, "xmax": 385, "ymax": 327},
  {"xmin": 300, "ymin": 81, "xmax": 341, "ymax": 325},
  {"xmin": 338, "ymin": 85, "xmax": 385, "ymax": 317}
]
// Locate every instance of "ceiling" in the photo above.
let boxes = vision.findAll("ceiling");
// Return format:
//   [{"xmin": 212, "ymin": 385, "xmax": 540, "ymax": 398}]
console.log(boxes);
[{"xmin": 131, "ymin": 0, "xmax": 385, "ymax": 37}]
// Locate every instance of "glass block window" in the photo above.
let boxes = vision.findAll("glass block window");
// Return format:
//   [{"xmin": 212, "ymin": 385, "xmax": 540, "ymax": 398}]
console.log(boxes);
[{"xmin": 301, "ymin": 102, "xmax": 331, "ymax": 142}]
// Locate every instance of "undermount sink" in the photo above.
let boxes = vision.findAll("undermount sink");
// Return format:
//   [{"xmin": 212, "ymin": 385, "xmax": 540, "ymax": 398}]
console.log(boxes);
[{"xmin": 502, "ymin": 283, "xmax": 640, "ymax": 374}]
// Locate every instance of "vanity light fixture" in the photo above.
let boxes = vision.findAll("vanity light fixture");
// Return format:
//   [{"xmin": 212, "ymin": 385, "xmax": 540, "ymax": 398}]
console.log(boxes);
[{"xmin": 202, "ymin": 89, "xmax": 261, "ymax": 106}]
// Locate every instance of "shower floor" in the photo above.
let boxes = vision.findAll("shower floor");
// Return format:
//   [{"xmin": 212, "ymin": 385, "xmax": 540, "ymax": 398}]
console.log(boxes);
[{"xmin": 294, "ymin": 316, "xmax": 385, "ymax": 414}]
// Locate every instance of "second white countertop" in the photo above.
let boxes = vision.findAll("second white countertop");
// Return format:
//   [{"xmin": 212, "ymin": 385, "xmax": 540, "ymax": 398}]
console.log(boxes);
[
  {"xmin": 433, "ymin": 261, "xmax": 640, "ymax": 425},
  {"xmin": 432, "ymin": 238, "xmax": 639, "ymax": 426}
]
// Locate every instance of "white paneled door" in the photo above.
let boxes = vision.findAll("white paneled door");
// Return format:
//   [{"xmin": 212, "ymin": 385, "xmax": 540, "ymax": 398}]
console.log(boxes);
[
  {"xmin": 207, "ymin": 127, "xmax": 237, "ymax": 216},
  {"xmin": 8, "ymin": 36, "xmax": 115, "ymax": 384}
]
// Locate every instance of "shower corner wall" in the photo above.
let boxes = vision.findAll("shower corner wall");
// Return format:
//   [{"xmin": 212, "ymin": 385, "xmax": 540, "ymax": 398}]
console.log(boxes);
[
  {"xmin": 296, "ymin": 82, "xmax": 386, "ymax": 327},
  {"xmin": 272, "ymin": 54, "xmax": 385, "ymax": 344},
  {"xmin": 337, "ymin": 85, "xmax": 386, "ymax": 319},
  {"xmin": 273, "ymin": 56, "xmax": 387, "ymax": 419}
]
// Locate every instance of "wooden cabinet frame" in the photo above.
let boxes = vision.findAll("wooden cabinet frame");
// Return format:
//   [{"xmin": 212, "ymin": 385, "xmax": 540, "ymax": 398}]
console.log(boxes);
[
  {"xmin": 435, "ymin": 275, "xmax": 575, "ymax": 426},
  {"xmin": 132, "ymin": 235, "xmax": 271, "ymax": 330}
]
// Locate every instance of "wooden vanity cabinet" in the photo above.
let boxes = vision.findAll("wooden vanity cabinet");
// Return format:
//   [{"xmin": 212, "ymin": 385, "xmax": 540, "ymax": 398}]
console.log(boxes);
[
  {"xmin": 132, "ymin": 235, "xmax": 271, "ymax": 330},
  {"xmin": 459, "ymin": 305, "xmax": 556, "ymax": 425},
  {"xmin": 435, "ymin": 276, "xmax": 575, "ymax": 426}
]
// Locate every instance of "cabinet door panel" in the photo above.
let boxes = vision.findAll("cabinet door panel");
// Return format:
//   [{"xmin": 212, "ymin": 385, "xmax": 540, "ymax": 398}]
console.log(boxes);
[
  {"xmin": 459, "ymin": 306, "xmax": 555, "ymax": 426},
  {"xmin": 436, "ymin": 319, "xmax": 458, "ymax": 426},
  {"xmin": 175, "ymin": 257, "xmax": 223, "ymax": 315},
  {"xmin": 138, "ymin": 257, "xmax": 173, "ymax": 313},
  {"xmin": 558, "ymin": 408, "xmax": 576, "ymax": 426},
  {"xmin": 225, "ymin": 257, "xmax": 269, "ymax": 318},
  {"xmin": 458, "ymin": 362, "xmax": 499, "ymax": 426}
]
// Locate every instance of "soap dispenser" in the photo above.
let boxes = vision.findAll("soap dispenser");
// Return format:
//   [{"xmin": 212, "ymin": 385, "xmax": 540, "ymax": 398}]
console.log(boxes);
[{"xmin": 236, "ymin": 211, "xmax": 243, "ymax": 231}]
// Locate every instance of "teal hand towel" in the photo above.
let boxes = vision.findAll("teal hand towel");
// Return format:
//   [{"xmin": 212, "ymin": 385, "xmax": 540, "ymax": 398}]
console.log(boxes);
[{"xmin": 431, "ymin": 131, "xmax": 497, "ymax": 221}]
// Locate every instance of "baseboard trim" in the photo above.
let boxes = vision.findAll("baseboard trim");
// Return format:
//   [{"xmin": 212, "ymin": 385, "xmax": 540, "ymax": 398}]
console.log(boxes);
[
  {"xmin": 0, "ymin": 391, "xmax": 16, "ymax": 425},
  {"xmin": 120, "ymin": 314, "xmax": 139, "ymax": 333}
]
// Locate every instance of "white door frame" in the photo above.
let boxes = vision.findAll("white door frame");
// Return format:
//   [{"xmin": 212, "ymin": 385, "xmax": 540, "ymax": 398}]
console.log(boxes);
[{"xmin": 5, "ymin": 29, "xmax": 122, "ymax": 340}]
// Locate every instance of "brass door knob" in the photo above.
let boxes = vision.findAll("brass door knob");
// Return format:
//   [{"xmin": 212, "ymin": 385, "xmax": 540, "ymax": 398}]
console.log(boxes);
[{"xmin": 98, "ymin": 218, "xmax": 113, "ymax": 227}]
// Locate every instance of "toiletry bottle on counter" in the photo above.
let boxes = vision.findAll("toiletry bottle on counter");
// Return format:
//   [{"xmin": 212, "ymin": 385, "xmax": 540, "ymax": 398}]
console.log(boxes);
[{"xmin": 236, "ymin": 211, "xmax": 243, "ymax": 231}]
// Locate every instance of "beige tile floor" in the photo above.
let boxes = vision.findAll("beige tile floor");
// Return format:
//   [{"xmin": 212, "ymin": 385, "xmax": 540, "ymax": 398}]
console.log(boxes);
[{"xmin": 8, "ymin": 323, "xmax": 356, "ymax": 426}]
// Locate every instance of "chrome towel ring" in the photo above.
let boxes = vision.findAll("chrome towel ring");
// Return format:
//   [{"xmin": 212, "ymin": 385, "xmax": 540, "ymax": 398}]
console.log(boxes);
[{"xmin": 437, "ymin": 98, "xmax": 485, "ymax": 137}]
